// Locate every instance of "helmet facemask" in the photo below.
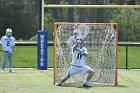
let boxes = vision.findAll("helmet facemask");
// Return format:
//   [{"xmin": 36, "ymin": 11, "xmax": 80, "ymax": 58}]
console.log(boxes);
[
  {"xmin": 76, "ymin": 37, "xmax": 84, "ymax": 47},
  {"xmin": 73, "ymin": 29, "xmax": 79, "ymax": 39}
]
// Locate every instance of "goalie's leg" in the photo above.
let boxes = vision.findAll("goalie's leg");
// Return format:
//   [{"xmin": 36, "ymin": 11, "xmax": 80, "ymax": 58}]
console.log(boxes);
[
  {"xmin": 83, "ymin": 70, "xmax": 94, "ymax": 87},
  {"xmin": 80, "ymin": 65, "xmax": 94, "ymax": 87},
  {"xmin": 56, "ymin": 66, "xmax": 79, "ymax": 86}
]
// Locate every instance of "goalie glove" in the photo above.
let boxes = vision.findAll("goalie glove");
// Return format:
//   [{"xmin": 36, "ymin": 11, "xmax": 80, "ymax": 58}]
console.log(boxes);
[
  {"xmin": 76, "ymin": 39, "xmax": 81, "ymax": 44},
  {"xmin": 77, "ymin": 48, "xmax": 84, "ymax": 55}
]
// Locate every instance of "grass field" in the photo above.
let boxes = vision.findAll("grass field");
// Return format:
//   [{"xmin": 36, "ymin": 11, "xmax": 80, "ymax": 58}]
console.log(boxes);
[
  {"xmin": 0, "ymin": 46, "xmax": 140, "ymax": 68},
  {"xmin": 0, "ymin": 46, "xmax": 54, "ymax": 68},
  {"xmin": 0, "ymin": 45, "xmax": 140, "ymax": 93},
  {"xmin": 0, "ymin": 69, "xmax": 140, "ymax": 93},
  {"xmin": 118, "ymin": 46, "xmax": 140, "ymax": 68}
]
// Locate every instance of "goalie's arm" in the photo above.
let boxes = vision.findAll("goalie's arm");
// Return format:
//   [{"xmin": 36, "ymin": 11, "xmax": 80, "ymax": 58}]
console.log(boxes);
[
  {"xmin": 72, "ymin": 43, "xmax": 79, "ymax": 52},
  {"xmin": 82, "ymin": 52, "xmax": 87, "ymax": 57},
  {"xmin": 77, "ymin": 48, "xmax": 88, "ymax": 57}
]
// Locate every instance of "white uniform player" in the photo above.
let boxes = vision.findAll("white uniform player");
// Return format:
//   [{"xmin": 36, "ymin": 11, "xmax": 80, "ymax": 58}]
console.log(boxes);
[
  {"xmin": 67, "ymin": 29, "xmax": 79, "ymax": 47},
  {"xmin": 71, "ymin": 47, "xmax": 87, "ymax": 66},
  {"xmin": 56, "ymin": 37, "xmax": 94, "ymax": 88},
  {"xmin": 0, "ymin": 28, "xmax": 15, "ymax": 72},
  {"xmin": 67, "ymin": 29, "xmax": 79, "ymax": 61}
]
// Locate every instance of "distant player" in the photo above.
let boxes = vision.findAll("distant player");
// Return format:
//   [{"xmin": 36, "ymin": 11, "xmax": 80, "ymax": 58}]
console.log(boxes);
[
  {"xmin": 0, "ymin": 28, "xmax": 15, "ymax": 72},
  {"xmin": 56, "ymin": 37, "xmax": 94, "ymax": 87}
]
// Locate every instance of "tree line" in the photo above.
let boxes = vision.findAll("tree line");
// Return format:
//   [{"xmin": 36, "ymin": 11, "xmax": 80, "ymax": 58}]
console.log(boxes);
[
  {"xmin": 45, "ymin": 0, "xmax": 140, "ymax": 41},
  {"xmin": 0, "ymin": 0, "xmax": 40, "ymax": 40},
  {"xmin": 0, "ymin": 0, "xmax": 140, "ymax": 42}
]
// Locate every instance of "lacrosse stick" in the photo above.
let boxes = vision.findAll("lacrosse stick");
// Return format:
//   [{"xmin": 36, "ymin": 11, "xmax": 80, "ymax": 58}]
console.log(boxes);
[{"xmin": 77, "ymin": 24, "xmax": 90, "ymax": 39}]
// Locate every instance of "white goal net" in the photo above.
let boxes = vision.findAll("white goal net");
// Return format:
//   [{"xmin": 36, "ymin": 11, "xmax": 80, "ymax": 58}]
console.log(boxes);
[{"xmin": 53, "ymin": 22, "xmax": 118, "ymax": 86}]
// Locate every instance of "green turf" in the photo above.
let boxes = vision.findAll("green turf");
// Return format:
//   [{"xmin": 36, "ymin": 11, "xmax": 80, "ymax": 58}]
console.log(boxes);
[
  {"xmin": 118, "ymin": 46, "xmax": 140, "ymax": 68},
  {"xmin": 0, "ymin": 46, "xmax": 140, "ymax": 68},
  {"xmin": 0, "ymin": 69, "xmax": 139, "ymax": 93},
  {"xmin": 127, "ymin": 47, "xmax": 140, "ymax": 68},
  {"xmin": 0, "ymin": 46, "xmax": 54, "ymax": 68}
]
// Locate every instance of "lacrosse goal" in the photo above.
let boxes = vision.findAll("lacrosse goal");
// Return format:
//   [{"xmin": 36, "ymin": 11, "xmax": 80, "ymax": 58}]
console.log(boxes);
[{"xmin": 53, "ymin": 22, "xmax": 118, "ymax": 86}]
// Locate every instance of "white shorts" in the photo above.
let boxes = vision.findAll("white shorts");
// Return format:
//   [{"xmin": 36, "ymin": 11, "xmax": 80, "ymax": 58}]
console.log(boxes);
[{"xmin": 66, "ymin": 65, "xmax": 93, "ymax": 77}]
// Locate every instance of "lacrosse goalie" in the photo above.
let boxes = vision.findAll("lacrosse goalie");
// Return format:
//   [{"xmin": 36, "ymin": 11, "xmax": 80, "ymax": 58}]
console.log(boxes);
[
  {"xmin": 0, "ymin": 28, "xmax": 15, "ymax": 72},
  {"xmin": 56, "ymin": 36, "xmax": 94, "ymax": 88},
  {"xmin": 67, "ymin": 29, "xmax": 79, "ymax": 61}
]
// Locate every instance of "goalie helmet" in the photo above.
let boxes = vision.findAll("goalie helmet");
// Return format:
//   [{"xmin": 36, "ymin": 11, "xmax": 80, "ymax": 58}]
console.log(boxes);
[
  {"xmin": 76, "ymin": 36, "xmax": 84, "ymax": 47},
  {"xmin": 6, "ymin": 28, "xmax": 12, "ymax": 37},
  {"xmin": 73, "ymin": 29, "xmax": 79, "ymax": 38}
]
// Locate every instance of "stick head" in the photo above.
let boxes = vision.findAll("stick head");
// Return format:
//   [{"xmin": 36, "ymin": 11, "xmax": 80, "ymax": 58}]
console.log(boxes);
[
  {"xmin": 73, "ymin": 29, "xmax": 79, "ymax": 38},
  {"xmin": 77, "ymin": 24, "xmax": 89, "ymax": 38}
]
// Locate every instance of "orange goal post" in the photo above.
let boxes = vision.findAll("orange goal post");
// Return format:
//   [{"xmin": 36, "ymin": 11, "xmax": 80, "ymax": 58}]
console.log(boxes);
[{"xmin": 53, "ymin": 22, "xmax": 118, "ymax": 86}]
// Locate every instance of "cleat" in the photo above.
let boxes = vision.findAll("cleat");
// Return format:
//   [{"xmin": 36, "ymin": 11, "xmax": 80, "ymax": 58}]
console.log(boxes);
[
  {"xmin": 1, "ymin": 69, "xmax": 5, "ymax": 72},
  {"xmin": 9, "ymin": 69, "xmax": 14, "ymax": 72},
  {"xmin": 55, "ymin": 83, "xmax": 62, "ymax": 86},
  {"xmin": 1, "ymin": 70, "xmax": 5, "ymax": 72},
  {"xmin": 83, "ymin": 84, "xmax": 92, "ymax": 88}
]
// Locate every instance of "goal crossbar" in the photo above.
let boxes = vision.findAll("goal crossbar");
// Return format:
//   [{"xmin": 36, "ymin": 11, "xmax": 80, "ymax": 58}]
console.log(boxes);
[{"xmin": 44, "ymin": 5, "xmax": 140, "ymax": 8}]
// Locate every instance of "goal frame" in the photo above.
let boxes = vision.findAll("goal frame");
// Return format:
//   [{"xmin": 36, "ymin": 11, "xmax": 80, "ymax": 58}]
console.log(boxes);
[{"xmin": 53, "ymin": 22, "xmax": 118, "ymax": 86}]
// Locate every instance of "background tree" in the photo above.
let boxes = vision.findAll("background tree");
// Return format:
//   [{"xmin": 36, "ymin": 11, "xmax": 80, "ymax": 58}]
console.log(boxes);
[
  {"xmin": 68, "ymin": 0, "xmax": 74, "ymax": 22},
  {"xmin": 0, "ymin": 0, "xmax": 39, "ymax": 40}
]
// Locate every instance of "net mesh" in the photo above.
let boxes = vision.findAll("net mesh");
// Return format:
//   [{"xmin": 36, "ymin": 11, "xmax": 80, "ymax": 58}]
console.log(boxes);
[{"xmin": 54, "ymin": 23, "xmax": 118, "ymax": 86}]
